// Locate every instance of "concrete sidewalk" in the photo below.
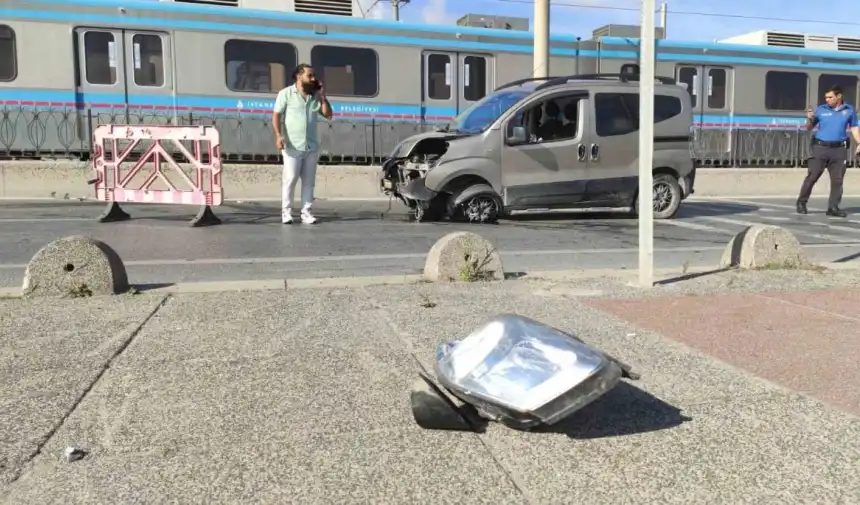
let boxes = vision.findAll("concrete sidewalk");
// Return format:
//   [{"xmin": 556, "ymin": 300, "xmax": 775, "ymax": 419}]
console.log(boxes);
[
  {"xmin": 3, "ymin": 268, "xmax": 860, "ymax": 503},
  {"xmin": 0, "ymin": 161, "xmax": 851, "ymax": 200}
]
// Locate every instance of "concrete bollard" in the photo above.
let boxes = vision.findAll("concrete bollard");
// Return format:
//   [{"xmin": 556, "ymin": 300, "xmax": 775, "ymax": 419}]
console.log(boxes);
[
  {"xmin": 21, "ymin": 236, "xmax": 129, "ymax": 297},
  {"xmin": 424, "ymin": 231, "xmax": 505, "ymax": 282},
  {"xmin": 719, "ymin": 225, "xmax": 809, "ymax": 269}
]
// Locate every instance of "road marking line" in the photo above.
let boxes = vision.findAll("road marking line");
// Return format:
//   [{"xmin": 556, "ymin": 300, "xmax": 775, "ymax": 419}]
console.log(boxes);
[
  {"xmin": 696, "ymin": 215, "xmax": 857, "ymax": 243},
  {"xmin": 710, "ymin": 197, "xmax": 844, "ymax": 214},
  {"xmin": 697, "ymin": 199, "xmax": 860, "ymax": 232},
  {"xmin": 657, "ymin": 219, "xmax": 735, "ymax": 234},
  {"xmin": 3, "ymin": 241, "xmax": 860, "ymax": 271},
  {"xmin": 0, "ymin": 217, "xmax": 93, "ymax": 223},
  {"xmin": 0, "ymin": 245, "xmax": 734, "ymax": 270},
  {"xmin": 804, "ymin": 221, "xmax": 860, "ymax": 234},
  {"xmin": 711, "ymin": 198, "xmax": 860, "ymax": 226},
  {"xmin": 688, "ymin": 194, "xmax": 860, "ymax": 201}
]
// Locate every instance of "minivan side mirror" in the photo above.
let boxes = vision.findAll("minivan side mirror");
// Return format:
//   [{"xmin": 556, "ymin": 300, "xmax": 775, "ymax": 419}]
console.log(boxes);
[{"xmin": 507, "ymin": 126, "xmax": 527, "ymax": 145}]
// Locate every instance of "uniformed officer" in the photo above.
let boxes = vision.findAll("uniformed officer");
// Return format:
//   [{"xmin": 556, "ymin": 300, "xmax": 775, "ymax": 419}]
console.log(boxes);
[{"xmin": 797, "ymin": 85, "xmax": 860, "ymax": 217}]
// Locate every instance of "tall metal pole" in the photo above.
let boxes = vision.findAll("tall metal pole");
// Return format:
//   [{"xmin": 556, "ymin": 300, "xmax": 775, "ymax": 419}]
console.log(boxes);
[
  {"xmin": 533, "ymin": 0, "xmax": 550, "ymax": 78},
  {"xmin": 660, "ymin": 2, "xmax": 668, "ymax": 38},
  {"xmin": 392, "ymin": 0, "xmax": 399, "ymax": 21},
  {"xmin": 638, "ymin": 0, "xmax": 656, "ymax": 287}
]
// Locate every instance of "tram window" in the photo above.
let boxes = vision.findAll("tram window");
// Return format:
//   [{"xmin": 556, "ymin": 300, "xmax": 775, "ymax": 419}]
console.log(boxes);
[
  {"xmin": 132, "ymin": 34, "xmax": 164, "ymax": 87},
  {"xmin": 427, "ymin": 54, "xmax": 451, "ymax": 100},
  {"xmin": 224, "ymin": 39, "xmax": 296, "ymax": 93},
  {"xmin": 84, "ymin": 31, "xmax": 117, "ymax": 86},
  {"xmin": 707, "ymin": 68, "xmax": 727, "ymax": 109},
  {"xmin": 765, "ymin": 71, "xmax": 807, "ymax": 111},
  {"xmin": 463, "ymin": 56, "xmax": 487, "ymax": 101},
  {"xmin": 0, "ymin": 25, "xmax": 16, "ymax": 82},
  {"xmin": 818, "ymin": 74, "xmax": 858, "ymax": 104},
  {"xmin": 310, "ymin": 45, "xmax": 378, "ymax": 97}
]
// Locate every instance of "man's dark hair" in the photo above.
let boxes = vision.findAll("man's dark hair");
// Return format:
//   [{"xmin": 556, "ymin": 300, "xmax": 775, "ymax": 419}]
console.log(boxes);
[
  {"xmin": 292, "ymin": 63, "xmax": 312, "ymax": 82},
  {"xmin": 827, "ymin": 84, "xmax": 843, "ymax": 96}
]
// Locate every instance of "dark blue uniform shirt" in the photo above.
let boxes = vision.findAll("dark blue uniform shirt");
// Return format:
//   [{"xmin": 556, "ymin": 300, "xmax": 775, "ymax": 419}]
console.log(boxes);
[{"xmin": 813, "ymin": 103, "xmax": 859, "ymax": 142}]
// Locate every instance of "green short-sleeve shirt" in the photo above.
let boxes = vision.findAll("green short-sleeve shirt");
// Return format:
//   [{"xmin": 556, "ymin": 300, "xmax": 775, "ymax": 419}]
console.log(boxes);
[{"xmin": 273, "ymin": 84, "xmax": 326, "ymax": 152}]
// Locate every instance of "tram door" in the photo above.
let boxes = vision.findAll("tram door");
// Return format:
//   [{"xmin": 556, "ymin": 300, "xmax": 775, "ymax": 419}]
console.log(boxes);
[
  {"xmin": 675, "ymin": 65, "xmax": 735, "ymax": 155},
  {"xmin": 72, "ymin": 27, "xmax": 176, "ymax": 142},
  {"xmin": 421, "ymin": 51, "xmax": 494, "ymax": 124}
]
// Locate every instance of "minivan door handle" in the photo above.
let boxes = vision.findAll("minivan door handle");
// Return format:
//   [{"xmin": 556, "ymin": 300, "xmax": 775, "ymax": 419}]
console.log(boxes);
[
  {"xmin": 577, "ymin": 143, "xmax": 586, "ymax": 161},
  {"xmin": 590, "ymin": 143, "xmax": 599, "ymax": 160}
]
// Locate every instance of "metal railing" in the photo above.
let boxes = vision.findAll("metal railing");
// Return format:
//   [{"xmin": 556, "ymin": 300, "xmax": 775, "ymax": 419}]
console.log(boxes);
[{"xmin": 0, "ymin": 105, "xmax": 855, "ymax": 167}]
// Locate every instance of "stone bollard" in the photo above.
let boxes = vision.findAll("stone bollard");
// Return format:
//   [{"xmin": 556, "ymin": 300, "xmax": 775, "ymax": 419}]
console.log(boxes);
[
  {"xmin": 719, "ymin": 225, "xmax": 809, "ymax": 269},
  {"xmin": 21, "ymin": 236, "xmax": 129, "ymax": 297},
  {"xmin": 424, "ymin": 231, "xmax": 505, "ymax": 282}
]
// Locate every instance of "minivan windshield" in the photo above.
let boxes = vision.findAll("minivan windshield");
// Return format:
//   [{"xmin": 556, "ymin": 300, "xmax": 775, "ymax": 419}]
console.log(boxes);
[{"xmin": 449, "ymin": 89, "xmax": 530, "ymax": 134}]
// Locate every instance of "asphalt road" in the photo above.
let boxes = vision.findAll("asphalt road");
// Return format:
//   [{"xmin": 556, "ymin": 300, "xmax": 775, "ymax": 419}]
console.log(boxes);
[{"xmin": 3, "ymin": 195, "xmax": 860, "ymax": 287}]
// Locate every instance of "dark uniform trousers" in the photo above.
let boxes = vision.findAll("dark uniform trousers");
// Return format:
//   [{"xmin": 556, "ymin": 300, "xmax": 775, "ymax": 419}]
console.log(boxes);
[{"xmin": 798, "ymin": 141, "xmax": 848, "ymax": 208}]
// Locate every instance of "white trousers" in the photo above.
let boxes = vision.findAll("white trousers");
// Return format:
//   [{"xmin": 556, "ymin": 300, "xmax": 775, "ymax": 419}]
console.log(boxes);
[{"xmin": 281, "ymin": 148, "xmax": 318, "ymax": 214}]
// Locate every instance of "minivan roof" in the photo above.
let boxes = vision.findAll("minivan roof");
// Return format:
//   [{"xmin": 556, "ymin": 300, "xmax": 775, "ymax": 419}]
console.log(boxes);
[{"xmin": 496, "ymin": 73, "xmax": 686, "ymax": 94}]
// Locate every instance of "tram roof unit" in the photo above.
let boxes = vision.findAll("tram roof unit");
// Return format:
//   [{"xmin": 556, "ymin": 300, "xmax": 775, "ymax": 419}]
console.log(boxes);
[
  {"xmin": 718, "ymin": 29, "xmax": 860, "ymax": 53},
  {"xmin": 10, "ymin": 0, "xmax": 583, "ymax": 42},
  {"xmin": 9, "ymin": 0, "xmax": 860, "ymax": 64}
]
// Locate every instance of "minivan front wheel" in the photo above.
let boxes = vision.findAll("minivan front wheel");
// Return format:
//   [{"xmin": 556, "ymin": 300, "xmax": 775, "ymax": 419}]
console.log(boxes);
[
  {"xmin": 632, "ymin": 173, "xmax": 682, "ymax": 220},
  {"xmin": 447, "ymin": 186, "xmax": 503, "ymax": 224}
]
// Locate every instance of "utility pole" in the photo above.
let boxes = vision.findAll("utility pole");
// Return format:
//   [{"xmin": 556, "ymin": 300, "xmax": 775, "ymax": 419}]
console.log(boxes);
[
  {"xmin": 390, "ymin": 0, "xmax": 409, "ymax": 21},
  {"xmin": 660, "ymin": 2, "xmax": 668, "ymax": 38},
  {"xmin": 533, "ymin": 0, "xmax": 550, "ymax": 78},
  {"xmin": 638, "ymin": 0, "xmax": 656, "ymax": 288}
]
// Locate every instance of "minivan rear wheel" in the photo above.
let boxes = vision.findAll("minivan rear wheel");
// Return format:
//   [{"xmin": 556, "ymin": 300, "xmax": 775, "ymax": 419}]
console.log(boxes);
[{"xmin": 632, "ymin": 173, "xmax": 682, "ymax": 220}]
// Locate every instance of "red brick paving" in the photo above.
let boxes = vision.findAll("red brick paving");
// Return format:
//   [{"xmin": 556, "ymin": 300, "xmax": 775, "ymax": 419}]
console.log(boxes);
[{"xmin": 586, "ymin": 289, "xmax": 860, "ymax": 417}]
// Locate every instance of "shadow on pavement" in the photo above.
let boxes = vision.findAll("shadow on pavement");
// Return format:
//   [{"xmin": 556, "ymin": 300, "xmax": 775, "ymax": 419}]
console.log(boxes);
[
  {"xmin": 134, "ymin": 282, "xmax": 175, "ymax": 292},
  {"xmin": 833, "ymin": 250, "xmax": 860, "ymax": 263},
  {"xmin": 537, "ymin": 382, "xmax": 691, "ymax": 439},
  {"xmin": 655, "ymin": 267, "xmax": 734, "ymax": 286},
  {"xmin": 430, "ymin": 381, "xmax": 688, "ymax": 439}
]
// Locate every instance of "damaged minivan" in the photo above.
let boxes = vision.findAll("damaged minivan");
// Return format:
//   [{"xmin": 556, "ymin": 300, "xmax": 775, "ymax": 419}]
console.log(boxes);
[{"xmin": 379, "ymin": 72, "xmax": 697, "ymax": 223}]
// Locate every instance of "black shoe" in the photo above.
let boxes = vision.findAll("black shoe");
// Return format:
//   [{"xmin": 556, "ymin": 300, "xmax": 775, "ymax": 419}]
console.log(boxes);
[
  {"xmin": 796, "ymin": 201, "xmax": 808, "ymax": 214},
  {"xmin": 826, "ymin": 207, "xmax": 847, "ymax": 217}
]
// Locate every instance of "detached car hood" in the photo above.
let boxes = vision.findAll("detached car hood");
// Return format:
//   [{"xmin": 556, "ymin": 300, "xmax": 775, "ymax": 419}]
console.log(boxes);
[{"xmin": 391, "ymin": 130, "xmax": 471, "ymax": 158}]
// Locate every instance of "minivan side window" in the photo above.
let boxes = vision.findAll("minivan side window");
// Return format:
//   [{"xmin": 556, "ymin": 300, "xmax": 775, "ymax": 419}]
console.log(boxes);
[
  {"xmin": 594, "ymin": 93, "xmax": 683, "ymax": 137},
  {"xmin": 507, "ymin": 94, "xmax": 583, "ymax": 143}
]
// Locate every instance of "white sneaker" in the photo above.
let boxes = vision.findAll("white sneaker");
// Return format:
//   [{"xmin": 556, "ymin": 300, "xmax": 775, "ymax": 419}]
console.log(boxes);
[
  {"xmin": 300, "ymin": 209, "xmax": 317, "ymax": 224},
  {"xmin": 282, "ymin": 210, "xmax": 293, "ymax": 224}
]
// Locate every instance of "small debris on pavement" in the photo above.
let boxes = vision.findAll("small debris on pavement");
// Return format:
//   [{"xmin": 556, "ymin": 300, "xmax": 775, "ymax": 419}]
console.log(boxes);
[{"xmin": 64, "ymin": 446, "xmax": 87, "ymax": 462}]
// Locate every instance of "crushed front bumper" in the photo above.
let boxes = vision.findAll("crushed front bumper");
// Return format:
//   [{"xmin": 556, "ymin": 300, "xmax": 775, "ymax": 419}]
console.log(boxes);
[{"xmin": 380, "ymin": 163, "xmax": 439, "ymax": 203}]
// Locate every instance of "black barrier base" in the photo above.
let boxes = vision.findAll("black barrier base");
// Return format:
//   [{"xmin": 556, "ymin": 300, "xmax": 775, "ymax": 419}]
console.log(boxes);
[
  {"xmin": 190, "ymin": 205, "xmax": 222, "ymax": 227},
  {"xmin": 97, "ymin": 202, "xmax": 131, "ymax": 223}
]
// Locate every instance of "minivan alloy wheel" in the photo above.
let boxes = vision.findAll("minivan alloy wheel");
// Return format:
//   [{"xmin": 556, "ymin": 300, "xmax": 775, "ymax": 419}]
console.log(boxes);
[
  {"xmin": 464, "ymin": 195, "xmax": 499, "ymax": 223},
  {"xmin": 632, "ymin": 172, "xmax": 682, "ymax": 220},
  {"xmin": 653, "ymin": 181, "xmax": 674, "ymax": 213}
]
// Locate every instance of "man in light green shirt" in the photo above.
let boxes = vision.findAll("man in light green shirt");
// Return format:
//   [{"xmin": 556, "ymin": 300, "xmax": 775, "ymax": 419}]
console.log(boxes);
[{"xmin": 272, "ymin": 63, "xmax": 333, "ymax": 224}]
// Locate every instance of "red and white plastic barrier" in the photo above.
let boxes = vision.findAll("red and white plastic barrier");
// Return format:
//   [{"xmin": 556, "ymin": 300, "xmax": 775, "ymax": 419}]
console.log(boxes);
[{"xmin": 90, "ymin": 124, "xmax": 223, "ymax": 226}]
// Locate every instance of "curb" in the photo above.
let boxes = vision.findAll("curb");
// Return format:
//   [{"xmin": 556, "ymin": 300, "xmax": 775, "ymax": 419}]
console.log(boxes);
[{"xmin": 2, "ymin": 262, "xmax": 858, "ymax": 298}]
